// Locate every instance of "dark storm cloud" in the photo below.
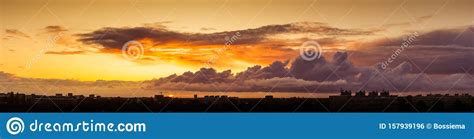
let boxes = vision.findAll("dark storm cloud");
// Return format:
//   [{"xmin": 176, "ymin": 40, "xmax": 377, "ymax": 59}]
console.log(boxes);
[
  {"xmin": 151, "ymin": 60, "xmax": 290, "ymax": 85},
  {"xmin": 378, "ymin": 46, "xmax": 474, "ymax": 75},
  {"xmin": 371, "ymin": 26, "xmax": 474, "ymax": 47},
  {"xmin": 352, "ymin": 45, "xmax": 474, "ymax": 75},
  {"xmin": 77, "ymin": 22, "xmax": 375, "ymax": 50},
  {"xmin": 289, "ymin": 51, "xmax": 361, "ymax": 82},
  {"xmin": 414, "ymin": 27, "xmax": 474, "ymax": 47},
  {"xmin": 149, "ymin": 52, "xmax": 474, "ymax": 92},
  {"xmin": 357, "ymin": 26, "xmax": 474, "ymax": 75}
]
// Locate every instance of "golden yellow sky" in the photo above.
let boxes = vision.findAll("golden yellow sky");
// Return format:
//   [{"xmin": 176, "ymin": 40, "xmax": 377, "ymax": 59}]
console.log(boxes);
[{"xmin": 1, "ymin": 0, "xmax": 473, "ymax": 81}]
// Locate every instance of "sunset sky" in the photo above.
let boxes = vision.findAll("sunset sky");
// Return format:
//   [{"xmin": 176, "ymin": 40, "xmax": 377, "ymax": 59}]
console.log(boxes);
[{"xmin": 1, "ymin": 0, "xmax": 473, "ymax": 95}]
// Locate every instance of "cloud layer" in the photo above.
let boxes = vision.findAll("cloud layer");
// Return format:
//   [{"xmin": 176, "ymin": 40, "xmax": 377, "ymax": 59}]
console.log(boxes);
[
  {"xmin": 3, "ymin": 23, "xmax": 472, "ymax": 94},
  {"xmin": 148, "ymin": 52, "xmax": 474, "ymax": 92},
  {"xmin": 1, "ymin": 50, "xmax": 472, "ymax": 93},
  {"xmin": 0, "ymin": 71, "xmax": 146, "ymax": 97},
  {"xmin": 73, "ymin": 22, "xmax": 375, "ymax": 67},
  {"xmin": 77, "ymin": 22, "xmax": 373, "ymax": 49},
  {"xmin": 73, "ymin": 23, "xmax": 474, "ymax": 73}
]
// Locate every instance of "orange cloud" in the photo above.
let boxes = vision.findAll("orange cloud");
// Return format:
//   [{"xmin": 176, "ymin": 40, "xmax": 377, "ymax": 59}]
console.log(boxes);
[{"xmin": 74, "ymin": 22, "xmax": 376, "ymax": 70}]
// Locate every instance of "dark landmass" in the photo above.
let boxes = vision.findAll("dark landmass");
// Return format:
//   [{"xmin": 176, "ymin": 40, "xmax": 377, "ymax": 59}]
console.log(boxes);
[{"xmin": 0, "ymin": 90, "xmax": 473, "ymax": 112}]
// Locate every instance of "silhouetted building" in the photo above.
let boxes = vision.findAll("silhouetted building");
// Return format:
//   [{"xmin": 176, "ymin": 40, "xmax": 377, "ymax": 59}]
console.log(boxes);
[
  {"xmin": 340, "ymin": 89, "xmax": 352, "ymax": 96},
  {"xmin": 265, "ymin": 95, "xmax": 273, "ymax": 99},
  {"xmin": 154, "ymin": 95, "xmax": 164, "ymax": 101},
  {"xmin": 380, "ymin": 90, "xmax": 390, "ymax": 97},
  {"xmin": 355, "ymin": 91, "xmax": 366, "ymax": 96},
  {"xmin": 368, "ymin": 91, "xmax": 378, "ymax": 97}
]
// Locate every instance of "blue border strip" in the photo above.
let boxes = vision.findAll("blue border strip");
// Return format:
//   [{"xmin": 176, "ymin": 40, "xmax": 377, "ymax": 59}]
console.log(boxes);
[{"xmin": 1, "ymin": 113, "xmax": 473, "ymax": 139}]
